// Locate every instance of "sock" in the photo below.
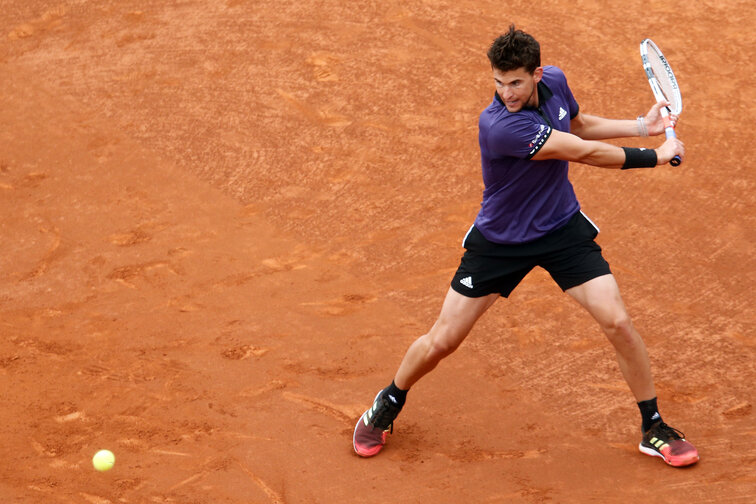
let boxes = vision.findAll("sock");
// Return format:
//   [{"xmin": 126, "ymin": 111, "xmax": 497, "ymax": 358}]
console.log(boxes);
[
  {"xmin": 383, "ymin": 381, "xmax": 408, "ymax": 409},
  {"xmin": 638, "ymin": 397, "xmax": 662, "ymax": 432}
]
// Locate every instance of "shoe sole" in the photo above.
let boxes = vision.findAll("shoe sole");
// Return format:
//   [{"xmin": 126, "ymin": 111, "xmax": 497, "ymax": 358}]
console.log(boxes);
[{"xmin": 638, "ymin": 443, "xmax": 699, "ymax": 467}]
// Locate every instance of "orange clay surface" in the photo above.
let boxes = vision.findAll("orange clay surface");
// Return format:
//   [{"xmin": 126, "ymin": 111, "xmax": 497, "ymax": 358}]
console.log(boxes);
[{"xmin": 1, "ymin": 1, "xmax": 754, "ymax": 502}]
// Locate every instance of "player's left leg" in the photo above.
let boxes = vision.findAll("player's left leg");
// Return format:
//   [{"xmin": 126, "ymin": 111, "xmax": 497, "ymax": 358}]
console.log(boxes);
[
  {"xmin": 566, "ymin": 273, "xmax": 699, "ymax": 467},
  {"xmin": 565, "ymin": 273, "xmax": 654, "ymax": 401}
]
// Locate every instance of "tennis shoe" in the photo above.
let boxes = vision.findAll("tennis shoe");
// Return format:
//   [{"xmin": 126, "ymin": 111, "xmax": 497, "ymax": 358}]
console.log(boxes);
[
  {"xmin": 353, "ymin": 389, "xmax": 401, "ymax": 457},
  {"xmin": 639, "ymin": 421, "xmax": 699, "ymax": 467}
]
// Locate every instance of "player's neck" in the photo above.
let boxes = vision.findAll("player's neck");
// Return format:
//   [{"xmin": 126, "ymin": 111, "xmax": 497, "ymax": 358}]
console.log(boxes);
[{"xmin": 525, "ymin": 84, "xmax": 539, "ymax": 109}]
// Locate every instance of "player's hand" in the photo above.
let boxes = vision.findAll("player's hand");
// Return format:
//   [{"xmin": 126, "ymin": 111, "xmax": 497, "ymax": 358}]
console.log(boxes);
[
  {"xmin": 655, "ymin": 136, "xmax": 684, "ymax": 165},
  {"xmin": 643, "ymin": 101, "xmax": 678, "ymax": 136}
]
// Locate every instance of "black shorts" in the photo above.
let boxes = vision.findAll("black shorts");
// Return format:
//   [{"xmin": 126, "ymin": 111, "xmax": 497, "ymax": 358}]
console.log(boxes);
[{"xmin": 451, "ymin": 211, "xmax": 611, "ymax": 298}]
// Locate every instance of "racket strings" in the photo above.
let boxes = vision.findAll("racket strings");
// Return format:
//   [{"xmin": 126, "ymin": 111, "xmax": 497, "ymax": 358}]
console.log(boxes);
[{"xmin": 647, "ymin": 49, "xmax": 681, "ymax": 112}]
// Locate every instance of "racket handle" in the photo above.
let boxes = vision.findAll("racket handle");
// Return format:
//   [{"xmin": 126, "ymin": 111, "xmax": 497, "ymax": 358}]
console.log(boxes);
[
  {"xmin": 661, "ymin": 107, "xmax": 682, "ymax": 166},
  {"xmin": 664, "ymin": 128, "xmax": 682, "ymax": 166}
]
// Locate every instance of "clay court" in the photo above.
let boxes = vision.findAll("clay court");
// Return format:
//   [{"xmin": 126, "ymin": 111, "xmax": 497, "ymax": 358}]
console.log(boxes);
[{"xmin": 1, "ymin": 1, "xmax": 754, "ymax": 502}]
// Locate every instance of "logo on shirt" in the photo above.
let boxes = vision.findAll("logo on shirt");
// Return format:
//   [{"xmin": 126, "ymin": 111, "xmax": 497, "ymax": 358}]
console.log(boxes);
[
  {"xmin": 559, "ymin": 107, "xmax": 567, "ymax": 120},
  {"xmin": 528, "ymin": 124, "xmax": 551, "ymax": 154}
]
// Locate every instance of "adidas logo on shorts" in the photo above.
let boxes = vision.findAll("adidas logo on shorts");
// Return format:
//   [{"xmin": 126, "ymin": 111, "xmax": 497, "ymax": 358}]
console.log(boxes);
[{"xmin": 460, "ymin": 276, "xmax": 473, "ymax": 289}]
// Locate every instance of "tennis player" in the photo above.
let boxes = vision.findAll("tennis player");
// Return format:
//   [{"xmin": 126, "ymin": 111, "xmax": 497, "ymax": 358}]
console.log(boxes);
[{"xmin": 353, "ymin": 25, "xmax": 699, "ymax": 468}]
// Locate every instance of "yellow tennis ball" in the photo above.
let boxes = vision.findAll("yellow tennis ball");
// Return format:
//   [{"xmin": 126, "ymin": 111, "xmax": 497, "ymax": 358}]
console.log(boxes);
[{"xmin": 92, "ymin": 449, "xmax": 115, "ymax": 472}]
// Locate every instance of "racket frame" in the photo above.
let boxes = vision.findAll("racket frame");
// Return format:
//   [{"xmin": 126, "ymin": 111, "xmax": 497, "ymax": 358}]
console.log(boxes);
[{"xmin": 640, "ymin": 38, "xmax": 682, "ymax": 166}]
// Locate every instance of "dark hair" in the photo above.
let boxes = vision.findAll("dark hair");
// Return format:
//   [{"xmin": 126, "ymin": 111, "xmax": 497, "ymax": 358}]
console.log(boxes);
[{"xmin": 487, "ymin": 25, "xmax": 541, "ymax": 73}]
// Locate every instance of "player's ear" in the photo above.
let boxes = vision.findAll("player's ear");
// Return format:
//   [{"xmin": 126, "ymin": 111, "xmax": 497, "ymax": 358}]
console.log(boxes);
[{"xmin": 533, "ymin": 67, "xmax": 544, "ymax": 83}]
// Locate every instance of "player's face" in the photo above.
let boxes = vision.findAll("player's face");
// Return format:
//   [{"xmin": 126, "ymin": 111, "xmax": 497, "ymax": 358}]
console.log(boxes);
[{"xmin": 493, "ymin": 66, "xmax": 543, "ymax": 112}]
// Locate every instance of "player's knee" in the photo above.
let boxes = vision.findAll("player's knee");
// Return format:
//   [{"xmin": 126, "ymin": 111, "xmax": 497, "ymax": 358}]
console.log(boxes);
[
  {"xmin": 426, "ymin": 324, "xmax": 464, "ymax": 360},
  {"xmin": 429, "ymin": 336, "xmax": 460, "ymax": 359},
  {"xmin": 602, "ymin": 313, "xmax": 637, "ymax": 345}
]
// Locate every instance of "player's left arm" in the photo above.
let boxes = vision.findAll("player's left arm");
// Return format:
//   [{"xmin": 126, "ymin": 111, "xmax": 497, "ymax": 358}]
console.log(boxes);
[{"xmin": 570, "ymin": 101, "xmax": 678, "ymax": 140}]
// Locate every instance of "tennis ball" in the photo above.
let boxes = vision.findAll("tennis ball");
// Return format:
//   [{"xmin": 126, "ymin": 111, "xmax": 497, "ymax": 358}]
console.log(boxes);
[{"xmin": 92, "ymin": 449, "xmax": 115, "ymax": 472}]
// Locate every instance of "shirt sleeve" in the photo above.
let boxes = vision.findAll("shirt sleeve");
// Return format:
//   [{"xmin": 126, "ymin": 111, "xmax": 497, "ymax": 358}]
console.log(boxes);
[
  {"xmin": 487, "ymin": 115, "xmax": 552, "ymax": 160},
  {"xmin": 559, "ymin": 69, "xmax": 580, "ymax": 119}
]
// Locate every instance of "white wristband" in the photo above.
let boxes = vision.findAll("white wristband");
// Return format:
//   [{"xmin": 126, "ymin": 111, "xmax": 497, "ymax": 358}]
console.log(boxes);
[{"xmin": 637, "ymin": 115, "xmax": 648, "ymax": 137}]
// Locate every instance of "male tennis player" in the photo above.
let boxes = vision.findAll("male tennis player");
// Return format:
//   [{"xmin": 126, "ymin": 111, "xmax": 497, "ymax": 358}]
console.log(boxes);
[{"xmin": 352, "ymin": 25, "xmax": 699, "ymax": 468}]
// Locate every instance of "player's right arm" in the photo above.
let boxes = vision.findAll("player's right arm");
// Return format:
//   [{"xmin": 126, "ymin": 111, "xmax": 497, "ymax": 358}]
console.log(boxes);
[{"xmin": 531, "ymin": 129, "xmax": 684, "ymax": 168}]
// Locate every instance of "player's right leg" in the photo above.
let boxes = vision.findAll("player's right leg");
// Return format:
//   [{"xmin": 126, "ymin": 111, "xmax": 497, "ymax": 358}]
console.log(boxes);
[
  {"xmin": 393, "ymin": 288, "xmax": 499, "ymax": 390},
  {"xmin": 353, "ymin": 288, "xmax": 498, "ymax": 457}
]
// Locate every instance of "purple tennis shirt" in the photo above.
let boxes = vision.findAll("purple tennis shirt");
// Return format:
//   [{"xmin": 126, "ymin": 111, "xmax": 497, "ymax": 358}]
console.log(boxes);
[{"xmin": 474, "ymin": 65, "xmax": 581, "ymax": 244}]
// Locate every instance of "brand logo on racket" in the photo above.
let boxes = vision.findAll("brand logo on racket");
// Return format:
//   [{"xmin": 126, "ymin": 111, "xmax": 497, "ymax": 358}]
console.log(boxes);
[{"xmin": 659, "ymin": 55, "xmax": 678, "ymax": 90}]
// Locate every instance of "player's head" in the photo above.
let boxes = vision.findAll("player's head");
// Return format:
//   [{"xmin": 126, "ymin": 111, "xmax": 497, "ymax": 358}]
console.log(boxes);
[
  {"xmin": 488, "ymin": 26, "xmax": 543, "ymax": 112},
  {"xmin": 487, "ymin": 25, "xmax": 541, "ymax": 74}
]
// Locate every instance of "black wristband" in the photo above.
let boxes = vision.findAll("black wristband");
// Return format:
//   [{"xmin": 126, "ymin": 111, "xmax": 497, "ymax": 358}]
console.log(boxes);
[{"xmin": 621, "ymin": 147, "xmax": 658, "ymax": 169}]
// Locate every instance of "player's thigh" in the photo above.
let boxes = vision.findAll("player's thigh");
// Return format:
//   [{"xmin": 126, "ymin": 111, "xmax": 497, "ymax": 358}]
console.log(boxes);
[
  {"xmin": 565, "ymin": 273, "xmax": 629, "ymax": 327},
  {"xmin": 431, "ymin": 287, "xmax": 498, "ymax": 347}
]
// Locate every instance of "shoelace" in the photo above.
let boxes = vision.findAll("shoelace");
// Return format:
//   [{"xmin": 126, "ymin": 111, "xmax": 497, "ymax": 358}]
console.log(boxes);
[
  {"xmin": 369, "ymin": 396, "xmax": 400, "ymax": 431},
  {"xmin": 652, "ymin": 422, "xmax": 685, "ymax": 441}
]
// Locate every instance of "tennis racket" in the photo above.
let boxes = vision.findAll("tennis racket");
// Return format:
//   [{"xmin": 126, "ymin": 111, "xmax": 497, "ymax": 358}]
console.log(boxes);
[{"xmin": 639, "ymin": 39, "xmax": 683, "ymax": 166}]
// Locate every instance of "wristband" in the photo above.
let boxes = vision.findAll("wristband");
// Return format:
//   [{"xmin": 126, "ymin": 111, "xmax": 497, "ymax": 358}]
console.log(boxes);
[
  {"xmin": 621, "ymin": 147, "xmax": 657, "ymax": 169},
  {"xmin": 637, "ymin": 115, "xmax": 648, "ymax": 137}
]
